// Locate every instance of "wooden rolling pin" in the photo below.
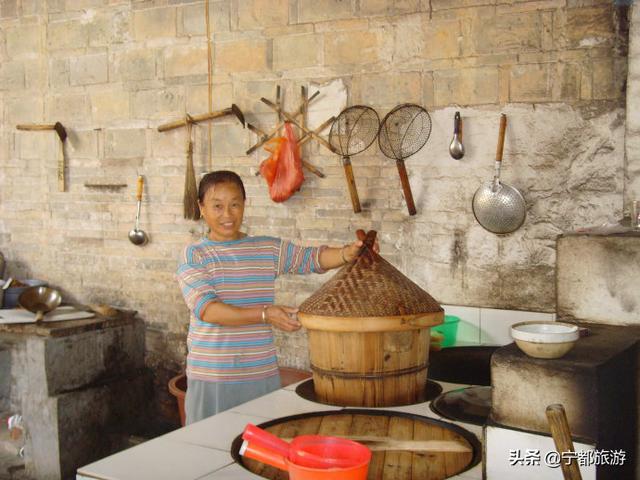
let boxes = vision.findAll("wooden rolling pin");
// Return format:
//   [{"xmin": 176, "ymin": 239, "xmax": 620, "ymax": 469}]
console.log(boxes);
[{"xmin": 283, "ymin": 436, "xmax": 471, "ymax": 453}]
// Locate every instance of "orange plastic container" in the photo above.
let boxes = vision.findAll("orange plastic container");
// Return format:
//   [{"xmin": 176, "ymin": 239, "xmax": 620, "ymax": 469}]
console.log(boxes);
[{"xmin": 241, "ymin": 438, "xmax": 370, "ymax": 480}]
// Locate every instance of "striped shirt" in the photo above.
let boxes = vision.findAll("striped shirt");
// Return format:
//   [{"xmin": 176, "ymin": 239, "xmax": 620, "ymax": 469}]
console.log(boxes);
[{"xmin": 176, "ymin": 235, "xmax": 326, "ymax": 383}]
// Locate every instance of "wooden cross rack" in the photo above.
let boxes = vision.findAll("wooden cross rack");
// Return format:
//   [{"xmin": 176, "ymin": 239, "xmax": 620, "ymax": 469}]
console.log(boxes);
[{"xmin": 247, "ymin": 86, "xmax": 335, "ymax": 178}]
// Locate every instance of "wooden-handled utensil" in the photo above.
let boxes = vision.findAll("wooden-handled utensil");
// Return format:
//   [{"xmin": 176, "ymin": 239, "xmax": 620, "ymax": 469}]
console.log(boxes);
[
  {"xmin": 54, "ymin": 122, "xmax": 67, "ymax": 192},
  {"xmin": 378, "ymin": 104, "xmax": 432, "ymax": 216},
  {"xmin": 396, "ymin": 160, "xmax": 415, "ymax": 214},
  {"xmin": 17, "ymin": 122, "xmax": 68, "ymax": 192},
  {"xmin": 157, "ymin": 104, "xmax": 245, "ymax": 132},
  {"xmin": 328, "ymin": 106, "xmax": 380, "ymax": 214},
  {"xmin": 18, "ymin": 286, "xmax": 62, "ymax": 322},
  {"xmin": 281, "ymin": 435, "xmax": 471, "ymax": 453},
  {"xmin": 472, "ymin": 113, "xmax": 526, "ymax": 234},
  {"xmin": 71, "ymin": 303, "xmax": 120, "ymax": 317},
  {"xmin": 128, "ymin": 176, "xmax": 149, "ymax": 246},
  {"xmin": 546, "ymin": 404, "xmax": 582, "ymax": 480}
]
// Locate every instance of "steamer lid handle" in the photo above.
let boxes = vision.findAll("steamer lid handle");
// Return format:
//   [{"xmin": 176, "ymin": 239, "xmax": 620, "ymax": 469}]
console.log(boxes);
[{"xmin": 355, "ymin": 229, "xmax": 377, "ymax": 257}]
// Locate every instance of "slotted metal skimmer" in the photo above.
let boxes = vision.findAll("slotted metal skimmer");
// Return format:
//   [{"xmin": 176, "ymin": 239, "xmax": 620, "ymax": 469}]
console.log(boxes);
[{"xmin": 472, "ymin": 114, "xmax": 526, "ymax": 234}]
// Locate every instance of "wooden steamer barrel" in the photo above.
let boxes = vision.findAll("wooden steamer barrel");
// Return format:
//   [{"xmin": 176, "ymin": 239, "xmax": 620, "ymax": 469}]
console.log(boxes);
[{"xmin": 298, "ymin": 230, "xmax": 443, "ymax": 407}]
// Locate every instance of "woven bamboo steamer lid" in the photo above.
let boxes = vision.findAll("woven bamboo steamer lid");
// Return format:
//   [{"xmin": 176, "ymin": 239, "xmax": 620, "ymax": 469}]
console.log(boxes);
[{"xmin": 298, "ymin": 230, "xmax": 443, "ymax": 332}]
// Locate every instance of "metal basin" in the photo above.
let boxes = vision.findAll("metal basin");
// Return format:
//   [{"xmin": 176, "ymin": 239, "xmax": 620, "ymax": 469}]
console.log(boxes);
[{"xmin": 18, "ymin": 286, "xmax": 61, "ymax": 321}]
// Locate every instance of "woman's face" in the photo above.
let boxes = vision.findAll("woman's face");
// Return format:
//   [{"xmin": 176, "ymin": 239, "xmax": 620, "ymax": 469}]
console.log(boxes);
[{"xmin": 199, "ymin": 181, "xmax": 245, "ymax": 241}]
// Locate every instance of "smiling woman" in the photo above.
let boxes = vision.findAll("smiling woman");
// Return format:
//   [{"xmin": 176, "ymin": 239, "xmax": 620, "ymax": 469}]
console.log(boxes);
[
  {"xmin": 197, "ymin": 171, "xmax": 246, "ymax": 242},
  {"xmin": 175, "ymin": 170, "xmax": 377, "ymax": 425}
]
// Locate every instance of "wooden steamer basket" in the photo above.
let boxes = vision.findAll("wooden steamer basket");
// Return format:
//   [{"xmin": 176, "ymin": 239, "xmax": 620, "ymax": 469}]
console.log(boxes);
[{"xmin": 298, "ymin": 231, "xmax": 443, "ymax": 407}]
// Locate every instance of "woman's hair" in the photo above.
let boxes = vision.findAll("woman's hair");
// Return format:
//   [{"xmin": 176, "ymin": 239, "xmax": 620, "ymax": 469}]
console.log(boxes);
[{"xmin": 198, "ymin": 170, "xmax": 246, "ymax": 202}]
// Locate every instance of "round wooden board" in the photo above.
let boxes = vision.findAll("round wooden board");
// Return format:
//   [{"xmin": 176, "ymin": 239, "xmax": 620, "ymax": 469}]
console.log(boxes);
[{"xmin": 231, "ymin": 409, "xmax": 481, "ymax": 480}]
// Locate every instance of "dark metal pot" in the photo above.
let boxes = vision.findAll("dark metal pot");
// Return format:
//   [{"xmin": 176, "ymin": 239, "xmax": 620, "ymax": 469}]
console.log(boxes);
[{"xmin": 428, "ymin": 346, "xmax": 499, "ymax": 386}]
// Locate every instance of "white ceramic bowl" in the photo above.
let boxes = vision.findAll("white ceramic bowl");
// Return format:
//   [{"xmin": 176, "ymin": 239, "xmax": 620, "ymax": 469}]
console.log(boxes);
[{"xmin": 510, "ymin": 321, "xmax": 579, "ymax": 359}]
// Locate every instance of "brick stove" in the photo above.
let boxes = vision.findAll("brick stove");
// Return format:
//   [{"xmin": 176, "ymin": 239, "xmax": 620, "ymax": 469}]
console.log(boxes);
[
  {"xmin": 486, "ymin": 231, "xmax": 640, "ymax": 480},
  {"xmin": 0, "ymin": 311, "xmax": 150, "ymax": 480}
]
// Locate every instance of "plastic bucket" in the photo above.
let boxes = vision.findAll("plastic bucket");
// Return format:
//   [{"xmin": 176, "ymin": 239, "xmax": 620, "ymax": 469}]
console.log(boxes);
[{"xmin": 432, "ymin": 315, "xmax": 460, "ymax": 348}]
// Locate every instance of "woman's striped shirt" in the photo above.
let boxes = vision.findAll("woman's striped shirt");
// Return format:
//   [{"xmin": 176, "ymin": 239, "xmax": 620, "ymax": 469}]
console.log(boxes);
[{"xmin": 176, "ymin": 235, "xmax": 326, "ymax": 383}]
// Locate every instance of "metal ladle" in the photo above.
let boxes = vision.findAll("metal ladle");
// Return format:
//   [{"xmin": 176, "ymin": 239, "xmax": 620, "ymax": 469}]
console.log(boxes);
[
  {"xmin": 128, "ymin": 175, "xmax": 149, "ymax": 246},
  {"xmin": 19, "ymin": 286, "xmax": 62, "ymax": 322},
  {"xmin": 449, "ymin": 111, "xmax": 465, "ymax": 160}
]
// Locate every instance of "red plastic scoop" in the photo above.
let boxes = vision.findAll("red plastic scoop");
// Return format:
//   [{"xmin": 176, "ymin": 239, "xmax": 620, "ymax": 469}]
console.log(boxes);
[{"xmin": 241, "ymin": 424, "xmax": 371, "ymax": 471}]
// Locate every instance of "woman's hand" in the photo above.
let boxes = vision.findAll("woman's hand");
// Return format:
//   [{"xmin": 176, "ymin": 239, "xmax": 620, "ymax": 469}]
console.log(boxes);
[
  {"xmin": 341, "ymin": 235, "xmax": 380, "ymax": 263},
  {"xmin": 264, "ymin": 305, "xmax": 301, "ymax": 332},
  {"xmin": 319, "ymin": 231, "xmax": 381, "ymax": 270}
]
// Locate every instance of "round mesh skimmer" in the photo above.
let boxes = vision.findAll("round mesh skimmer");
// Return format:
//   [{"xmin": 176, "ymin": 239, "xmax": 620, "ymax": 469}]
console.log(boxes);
[
  {"xmin": 329, "ymin": 106, "xmax": 380, "ymax": 157},
  {"xmin": 329, "ymin": 106, "xmax": 380, "ymax": 213},
  {"xmin": 471, "ymin": 114, "xmax": 526, "ymax": 234},
  {"xmin": 472, "ymin": 184, "xmax": 526, "ymax": 234},
  {"xmin": 378, "ymin": 104, "xmax": 432, "ymax": 215}
]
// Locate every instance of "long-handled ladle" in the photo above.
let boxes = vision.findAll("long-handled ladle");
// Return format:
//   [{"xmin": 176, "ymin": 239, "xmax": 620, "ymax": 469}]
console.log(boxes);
[{"xmin": 128, "ymin": 176, "xmax": 149, "ymax": 246}]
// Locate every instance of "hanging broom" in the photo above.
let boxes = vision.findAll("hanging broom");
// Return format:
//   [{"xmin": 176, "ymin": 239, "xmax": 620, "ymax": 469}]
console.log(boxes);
[{"xmin": 183, "ymin": 116, "xmax": 200, "ymax": 220}]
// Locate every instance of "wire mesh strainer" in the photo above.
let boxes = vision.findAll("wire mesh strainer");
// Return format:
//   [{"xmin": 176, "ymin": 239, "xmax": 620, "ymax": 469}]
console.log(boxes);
[
  {"xmin": 329, "ymin": 106, "xmax": 380, "ymax": 213},
  {"xmin": 378, "ymin": 104, "xmax": 432, "ymax": 215}
]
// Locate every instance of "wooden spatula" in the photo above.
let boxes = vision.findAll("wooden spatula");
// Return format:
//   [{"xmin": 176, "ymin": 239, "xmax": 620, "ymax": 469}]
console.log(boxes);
[{"xmin": 283, "ymin": 435, "xmax": 471, "ymax": 453}]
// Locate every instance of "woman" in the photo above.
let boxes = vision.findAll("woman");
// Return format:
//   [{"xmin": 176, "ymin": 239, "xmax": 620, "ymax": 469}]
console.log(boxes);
[{"xmin": 176, "ymin": 170, "xmax": 371, "ymax": 424}]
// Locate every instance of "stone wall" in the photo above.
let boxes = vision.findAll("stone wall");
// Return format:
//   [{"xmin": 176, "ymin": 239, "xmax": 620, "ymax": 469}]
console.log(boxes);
[
  {"xmin": 0, "ymin": 0, "xmax": 630, "ymax": 425},
  {"xmin": 627, "ymin": 3, "xmax": 640, "ymax": 208}
]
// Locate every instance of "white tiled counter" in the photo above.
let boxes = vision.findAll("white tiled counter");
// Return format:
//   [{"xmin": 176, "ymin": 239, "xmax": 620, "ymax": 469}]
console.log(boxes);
[{"xmin": 77, "ymin": 380, "xmax": 483, "ymax": 480}]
